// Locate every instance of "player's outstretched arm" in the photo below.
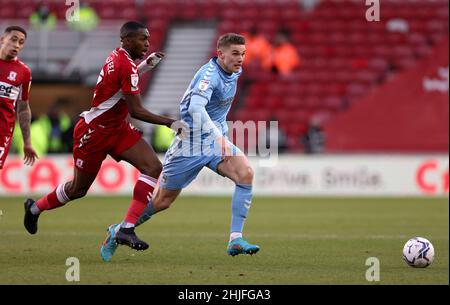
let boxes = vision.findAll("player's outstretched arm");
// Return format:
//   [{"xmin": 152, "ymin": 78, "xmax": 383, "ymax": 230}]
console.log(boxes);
[
  {"xmin": 125, "ymin": 94, "xmax": 188, "ymax": 138},
  {"xmin": 125, "ymin": 93, "xmax": 174, "ymax": 126},
  {"xmin": 17, "ymin": 100, "xmax": 38, "ymax": 166},
  {"xmin": 137, "ymin": 52, "xmax": 165, "ymax": 75}
]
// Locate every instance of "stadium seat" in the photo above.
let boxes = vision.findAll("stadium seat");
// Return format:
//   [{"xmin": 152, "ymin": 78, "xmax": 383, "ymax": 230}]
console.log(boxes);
[
  {"xmin": 323, "ymin": 96, "xmax": 343, "ymax": 111},
  {"xmin": 0, "ymin": 6, "xmax": 15, "ymax": 19},
  {"xmin": 1, "ymin": 0, "xmax": 446, "ymax": 153}
]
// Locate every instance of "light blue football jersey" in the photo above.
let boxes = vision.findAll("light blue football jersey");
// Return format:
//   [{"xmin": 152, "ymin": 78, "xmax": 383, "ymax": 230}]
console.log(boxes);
[
  {"xmin": 161, "ymin": 57, "xmax": 243, "ymax": 189},
  {"xmin": 174, "ymin": 57, "xmax": 242, "ymax": 155}
]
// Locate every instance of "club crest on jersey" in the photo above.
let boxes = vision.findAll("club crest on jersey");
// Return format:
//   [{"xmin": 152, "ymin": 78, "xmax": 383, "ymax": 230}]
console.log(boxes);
[
  {"xmin": 76, "ymin": 158, "xmax": 84, "ymax": 169},
  {"xmin": 7, "ymin": 71, "xmax": 17, "ymax": 82},
  {"xmin": 198, "ymin": 79, "xmax": 209, "ymax": 92},
  {"xmin": 131, "ymin": 73, "xmax": 139, "ymax": 91}
]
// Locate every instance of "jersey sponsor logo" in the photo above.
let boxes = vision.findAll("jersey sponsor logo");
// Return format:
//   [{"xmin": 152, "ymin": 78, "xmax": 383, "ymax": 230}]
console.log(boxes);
[
  {"xmin": 0, "ymin": 81, "xmax": 19, "ymax": 100},
  {"xmin": 198, "ymin": 80, "xmax": 209, "ymax": 91},
  {"xmin": 0, "ymin": 84, "xmax": 13, "ymax": 95},
  {"xmin": 7, "ymin": 71, "xmax": 17, "ymax": 82},
  {"xmin": 131, "ymin": 73, "xmax": 139, "ymax": 91}
]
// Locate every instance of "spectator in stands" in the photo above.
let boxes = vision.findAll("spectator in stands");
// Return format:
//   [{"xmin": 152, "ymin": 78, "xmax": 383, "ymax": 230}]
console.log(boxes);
[
  {"xmin": 262, "ymin": 119, "xmax": 288, "ymax": 154},
  {"xmin": 12, "ymin": 99, "xmax": 73, "ymax": 156},
  {"xmin": 29, "ymin": 2, "xmax": 57, "ymax": 31},
  {"xmin": 263, "ymin": 29, "xmax": 301, "ymax": 76},
  {"xmin": 135, "ymin": 0, "xmax": 149, "ymax": 25},
  {"xmin": 241, "ymin": 27, "xmax": 272, "ymax": 70},
  {"xmin": 386, "ymin": 18, "xmax": 410, "ymax": 34},
  {"xmin": 66, "ymin": 3, "xmax": 99, "ymax": 32},
  {"xmin": 302, "ymin": 117, "xmax": 325, "ymax": 154},
  {"xmin": 44, "ymin": 100, "xmax": 73, "ymax": 154},
  {"xmin": 300, "ymin": 0, "xmax": 321, "ymax": 11}
]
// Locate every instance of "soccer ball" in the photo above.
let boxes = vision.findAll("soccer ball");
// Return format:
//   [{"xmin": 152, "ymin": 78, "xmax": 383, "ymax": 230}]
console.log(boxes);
[{"xmin": 402, "ymin": 237, "xmax": 435, "ymax": 268}]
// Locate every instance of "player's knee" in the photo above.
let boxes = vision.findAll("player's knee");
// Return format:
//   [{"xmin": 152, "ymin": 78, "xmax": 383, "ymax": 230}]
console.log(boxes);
[
  {"xmin": 140, "ymin": 161, "xmax": 163, "ymax": 178},
  {"xmin": 236, "ymin": 166, "xmax": 254, "ymax": 184}
]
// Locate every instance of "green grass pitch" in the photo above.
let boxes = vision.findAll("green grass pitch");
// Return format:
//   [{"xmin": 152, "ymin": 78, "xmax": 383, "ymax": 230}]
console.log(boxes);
[{"xmin": 0, "ymin": 196, "xmax": 448, "ymax": 284}]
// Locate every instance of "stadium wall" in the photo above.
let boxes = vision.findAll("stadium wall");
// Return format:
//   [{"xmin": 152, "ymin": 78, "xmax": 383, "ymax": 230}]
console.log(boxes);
[{"xmin": 0, "ymin": 155, "xmax": 448, "ymax": 197}]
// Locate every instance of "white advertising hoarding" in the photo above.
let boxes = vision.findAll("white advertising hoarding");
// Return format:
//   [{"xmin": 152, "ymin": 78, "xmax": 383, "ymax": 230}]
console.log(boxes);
[{"xmin": 0, "ymin": 155, "xmax": 448, "ymax": 197}]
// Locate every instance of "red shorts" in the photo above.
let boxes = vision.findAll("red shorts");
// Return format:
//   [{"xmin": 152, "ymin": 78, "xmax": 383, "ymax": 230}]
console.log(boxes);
[
  {"xmin": 73, "ymin": 119, "xmax": 142, "ymax": 174},
  {"xmin": 0, "ymin": 133, "xmax": 13, "ymax": 170}
]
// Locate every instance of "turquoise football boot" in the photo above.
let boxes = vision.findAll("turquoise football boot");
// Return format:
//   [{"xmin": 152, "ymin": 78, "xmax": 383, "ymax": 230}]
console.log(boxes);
[
  {"xmin": 227, "ymin": 237, "xmax": 260, "ymax": 256},
  {"xmin": 100, "ymin": 224, "xmax": 120, "ymax": 262}
]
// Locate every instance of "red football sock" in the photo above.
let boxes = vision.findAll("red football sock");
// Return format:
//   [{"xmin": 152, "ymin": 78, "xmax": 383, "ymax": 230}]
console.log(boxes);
[
  {"xmin": 36, "ymin": 183, "xmax": 70, "ymax": 212},
  {"xmin": 124, "ymin": 174, "xmax": 157, "ymax": 225}
]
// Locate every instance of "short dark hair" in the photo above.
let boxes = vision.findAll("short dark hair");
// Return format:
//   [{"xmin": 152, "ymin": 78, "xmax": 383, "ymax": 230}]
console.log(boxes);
[
  {"xmin": 217, "ymin": 33, "xmax": 245, "ymax": 49},
  {"xmin": 4, "ymin": 26, "xmax": 27, "ymax": 38},
  {"xmin": 120, "ymin": 21, "xmax": 147, "ymax": 39}
]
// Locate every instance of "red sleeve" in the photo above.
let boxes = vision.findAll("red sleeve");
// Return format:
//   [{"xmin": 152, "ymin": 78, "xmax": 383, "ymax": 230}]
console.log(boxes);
[
  {"xmin": 20, "ymin": 67, "xmax": 32, "ymax": 101},
  {"xmin": 120, "ymin": 59, "xmax": 140, "ymax": 95}
]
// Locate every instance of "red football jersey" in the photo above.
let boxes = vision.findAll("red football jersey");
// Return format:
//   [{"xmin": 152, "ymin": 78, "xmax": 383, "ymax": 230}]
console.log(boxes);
[
  {"xmin": 80, "ymin": 48, "xmax": 140, "ymax": 131},
  {"xmin": 0, "ymin": 58, "xmax": 32, "ymax": 135}
]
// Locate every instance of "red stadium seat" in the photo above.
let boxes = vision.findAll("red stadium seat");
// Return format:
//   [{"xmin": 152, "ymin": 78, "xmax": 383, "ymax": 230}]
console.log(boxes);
[
  {"xmin": 303, "ymin": 97, "xmax": 322, "ymax": 111},
  {"xmin": 284, "ymin": 96, "xmax": 302, "ymax": 110},
  {"xmin": 120, "ymin": 7, "xmax": 137, "ymax": 20},
  {"xmin": 245, "ymin": 96, "xmax": 264, "ymax": 109},
  {"xmin": 323, "ymin": 96, "xmax": 343, "ymax": 111},
  {"xmin": 414, "ymin": 45, "xmax": 433, "ymax": 58},
  {"xmin": 0, "ymin": 6, "xmax": 15, "ymax": 19},
  {"xmin": 369, "ymin": 58, "xmax": 389, "ymax": 73},
  {"xmin": 346, "ymin": 83, "xmax": 369, "ymax": 101},
  {"xmin": 264, "ymin": 95, "xmax": 283, "ymax": 111}
]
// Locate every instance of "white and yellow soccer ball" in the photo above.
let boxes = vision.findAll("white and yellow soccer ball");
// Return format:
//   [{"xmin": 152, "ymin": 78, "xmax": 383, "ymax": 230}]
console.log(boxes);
[{"xmin": 403, "ymin": 237, "xmax": 435, "ymax": 268}]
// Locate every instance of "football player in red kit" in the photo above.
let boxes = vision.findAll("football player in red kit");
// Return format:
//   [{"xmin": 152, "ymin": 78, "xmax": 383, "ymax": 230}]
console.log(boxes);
[
  {"xmin": 0, "ymin": 26, "xmax": 38, "ymax": 170},
  {"xmin": 24, "ymin": 21, "xmax": 186, "ymax": 252}
]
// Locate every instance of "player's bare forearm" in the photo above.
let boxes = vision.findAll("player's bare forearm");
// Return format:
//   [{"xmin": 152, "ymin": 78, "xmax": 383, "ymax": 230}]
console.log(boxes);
[
  {"xmin": 132, "ymin": 108, "xmax": 175, "ymax": 127},
  {"xmin": 125, "ymin": 94, "xmax": 174, "ymax": 127},
  {"xmin": 17, "ymin": 100, "xmax": 32, "ymax": 145},
  {"xmin": 17, "ymin": 100, "xmax": 38, "ymax": 165}
]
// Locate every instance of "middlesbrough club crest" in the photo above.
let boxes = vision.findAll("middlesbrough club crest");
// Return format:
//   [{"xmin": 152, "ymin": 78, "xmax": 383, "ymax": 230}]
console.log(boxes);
[{"xmin": 7, "ymin": 71, "xmax": 17, "ymax": 82}]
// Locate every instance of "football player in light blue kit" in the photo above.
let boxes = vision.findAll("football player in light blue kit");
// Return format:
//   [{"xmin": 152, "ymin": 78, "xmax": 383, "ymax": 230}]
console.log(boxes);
[{"xmin": 101, "ymin": 33, "xmax": 259, "ymax": 261}]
